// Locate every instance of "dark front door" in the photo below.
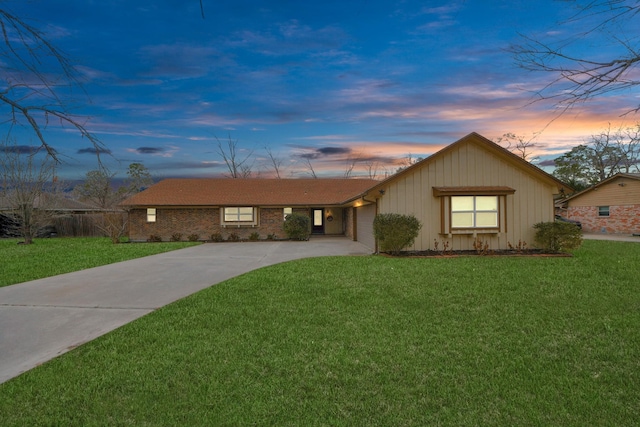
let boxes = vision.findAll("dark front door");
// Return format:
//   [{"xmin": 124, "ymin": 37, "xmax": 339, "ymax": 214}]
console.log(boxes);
[{"xmin": 312, "ymin": 208, "xmax": 324, "ymax": 234}]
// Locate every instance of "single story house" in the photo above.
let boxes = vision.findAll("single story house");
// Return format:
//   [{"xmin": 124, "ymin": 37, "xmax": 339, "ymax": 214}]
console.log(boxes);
[
  {"xmin": 556, "ymin": 173, "xmax": 640, "ymax": 235},
  {"xmin": 121, "ymin": 133, "xmax": 570, "ymax": 251}
]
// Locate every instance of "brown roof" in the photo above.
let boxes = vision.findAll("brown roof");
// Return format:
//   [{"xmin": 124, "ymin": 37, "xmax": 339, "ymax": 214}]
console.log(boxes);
[{"xmin": 120, "ymin": 178, "xmax": 380, "ymax": 207}]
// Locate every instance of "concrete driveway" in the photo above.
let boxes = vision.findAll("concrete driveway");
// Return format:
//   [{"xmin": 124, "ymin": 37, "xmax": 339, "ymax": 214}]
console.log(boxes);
[{"xmin": 0, "ymin": 237, "xmax": 371, "ymax": 384}]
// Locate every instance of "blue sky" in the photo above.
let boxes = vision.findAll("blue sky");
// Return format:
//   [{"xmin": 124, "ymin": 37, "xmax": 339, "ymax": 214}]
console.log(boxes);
[{"xmin": 4, "ymin": 0, "xmax": 639, "ymax": 180}]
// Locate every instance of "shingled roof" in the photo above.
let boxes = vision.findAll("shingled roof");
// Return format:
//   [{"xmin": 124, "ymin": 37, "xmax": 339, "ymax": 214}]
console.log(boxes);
[{"xmin": 120, "ymin": 178, "xmax": 379, "ymax": 207}]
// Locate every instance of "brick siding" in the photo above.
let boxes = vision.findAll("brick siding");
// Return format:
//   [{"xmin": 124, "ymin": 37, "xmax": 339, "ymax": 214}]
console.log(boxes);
[
  {"xmin": 128, "ymin": 207, "xmax": 314, "ymax": 241},
  {"xmin": 567, "ymin": 204, "xmax": 640, "ymax": 234}
]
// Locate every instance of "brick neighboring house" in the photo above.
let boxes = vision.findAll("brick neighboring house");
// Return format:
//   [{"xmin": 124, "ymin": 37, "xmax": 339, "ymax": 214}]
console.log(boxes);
[
  {"xmin": 121, "ymin": 133, "xmax": 570, "ymax": 251},
  {"xmin": 120, "ymin": 178, "xmax": 378, "ymax": 242},
  {"xmin": 557, "ymin": 173, "xmax": 640, "ymax": 235}
]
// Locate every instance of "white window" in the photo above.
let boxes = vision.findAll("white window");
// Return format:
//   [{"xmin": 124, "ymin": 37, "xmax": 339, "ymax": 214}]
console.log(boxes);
[
  {"xmin": 224, "ymin": 207, "xmax": 255, "ymax": 222},
  {"xmin": 147, "ymin": 208, "xmax": 156, "ymax": 223},
  {"xmin": 598, "ymin": 206, "xmax": 610, "ymax": 217},
  {"xmin": 283, "ymin": 207, "xmax": 292, "ymax": 220},
  {"xmin": 451, "ymin": 196, "xmax": 498, "ymax": 228}
]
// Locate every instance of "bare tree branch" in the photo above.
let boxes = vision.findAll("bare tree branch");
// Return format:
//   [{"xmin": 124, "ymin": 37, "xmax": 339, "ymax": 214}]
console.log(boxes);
[
  {"xmin": 264, "ymin": 146, "xmax": 284, "ymax": 178},
  {"xmin": 214, "ymin": 135, "xmax": 254, "ymax": 178},
  {"xmin": 0, "ymin": 8, "xmax": 104, "ymax": 162},
  {"xmin": 511, "ymin": 1, "xmax": 640, "ymax": 114}
]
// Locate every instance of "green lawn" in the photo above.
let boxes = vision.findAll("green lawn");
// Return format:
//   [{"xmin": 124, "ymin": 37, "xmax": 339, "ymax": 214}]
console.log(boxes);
[
  {"xmin": 0, "ymin": 237, "xmax": 200, "ymax": 287},
  {"xmin": 1, "ymin": 240, "xmax": 639, "ymax": 426}
]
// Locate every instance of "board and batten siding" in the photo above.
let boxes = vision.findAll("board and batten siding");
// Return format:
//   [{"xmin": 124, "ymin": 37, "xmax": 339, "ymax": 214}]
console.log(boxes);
[{"xmin": 377, "ymin": 139, "xmax": 558, "ymax": 251}]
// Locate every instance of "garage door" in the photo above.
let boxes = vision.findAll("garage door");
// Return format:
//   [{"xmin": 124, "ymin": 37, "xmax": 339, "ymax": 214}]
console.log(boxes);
[{"xmin": 356, "ymin": 203, "xmax": 376, "ymax": 252}]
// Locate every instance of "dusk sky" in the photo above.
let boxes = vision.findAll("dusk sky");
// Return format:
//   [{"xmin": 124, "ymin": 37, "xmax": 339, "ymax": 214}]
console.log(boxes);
[{"xmin": 4, "ymin": 0, "xmax": 640, "ymax": 180}]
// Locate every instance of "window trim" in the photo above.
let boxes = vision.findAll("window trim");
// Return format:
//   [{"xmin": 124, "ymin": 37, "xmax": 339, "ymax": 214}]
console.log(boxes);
[
  {"xmin": 221, "ymin": 207, "xmax": 258, "ymax": 226},
  {"xmin": 598, "ymin": 206, "xmax": 610, "ymax": 217},
  {"xmin": 433, "ymin": 186, "xmax": 515, "ymax": 235},
  {"xmin": 147, "ymin": 208, "xmax": 157, "ymax": 223}
]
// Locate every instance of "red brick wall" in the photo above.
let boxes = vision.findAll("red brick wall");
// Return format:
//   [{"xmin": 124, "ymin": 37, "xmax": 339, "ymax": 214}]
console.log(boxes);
[
  {"xmin": 128, "ymin": 207, "xmax": 314, "ymax": 241},
  {"xmin": 567, "ymin": 205, "xmax": 640, "ymax": 234}
]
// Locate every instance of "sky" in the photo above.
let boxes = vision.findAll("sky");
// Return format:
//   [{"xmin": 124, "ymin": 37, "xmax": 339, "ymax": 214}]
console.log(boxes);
[{"xmin": 2, "ymin": 0, "xmax": 640, "ymax": 181}]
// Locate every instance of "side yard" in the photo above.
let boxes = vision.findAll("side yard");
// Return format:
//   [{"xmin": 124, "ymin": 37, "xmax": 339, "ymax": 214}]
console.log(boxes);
[{"xmin": 0, "ymin": 238, "xmax": 199, "ymax": 287}]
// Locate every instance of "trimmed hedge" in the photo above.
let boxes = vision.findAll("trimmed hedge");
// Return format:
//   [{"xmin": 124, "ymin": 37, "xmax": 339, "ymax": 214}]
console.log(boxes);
[
  {"xmin": 533, "ymin": 221, "xmax": 583, "ymax": 253},
  {"xmin": 373, "ymin": 213, "xmax": 422, "ymax": 255},
  {"xmin": 283, "ymin": 213, "xmax": 310, "ymax": 241}
]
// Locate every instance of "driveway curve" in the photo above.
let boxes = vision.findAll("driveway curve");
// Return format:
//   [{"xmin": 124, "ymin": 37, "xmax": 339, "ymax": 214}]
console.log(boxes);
[{"xmin": 0, "ymin": 237, "xmax": 371, "ymax": 384}]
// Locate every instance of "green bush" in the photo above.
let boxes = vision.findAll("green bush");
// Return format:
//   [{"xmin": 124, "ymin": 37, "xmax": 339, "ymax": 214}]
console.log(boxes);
[
  {"xmin": 533, "ymin": 221, "xmax": 583, "ymax": 253},
  {"xmin": 147, "ymin": 235, "xmax": 162, "ymax": 242},
  {"xmin": 170, "ymin": 233, "xmax": 182, "ymax": 242},
  {"xmin": 187, "ymin": 233, "xmax": 199, "ymax": 242},
  {"xmin": 249, "ymin": 232, "xmax": 260, "ymax": 241},
  {"xmin": 373, "ymin": 213, "xmax": 422, "ymax": 255},
  {"xmin": 210, "ymin": 233, "xmax": 224, "ymax": 242},
  {"xmin": 227, "ymin": 232, "xmax": 240, "ymax": 242},
  {"xmin": 283, "ymin": 213, "xmax": 310, "ymax": 241}
]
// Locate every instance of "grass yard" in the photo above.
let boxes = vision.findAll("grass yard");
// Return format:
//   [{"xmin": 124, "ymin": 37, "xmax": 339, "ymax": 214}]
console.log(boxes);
[
  {"xmin": 0, "ymin": 237, "xmax": 200, "ymax": 287},
  {"xmin": 1, "ymin": 240, "xmax": 639, "ymax": 425}
]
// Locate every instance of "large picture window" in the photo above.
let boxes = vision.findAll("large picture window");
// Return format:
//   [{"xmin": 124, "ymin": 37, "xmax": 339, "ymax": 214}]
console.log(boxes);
[
  {"xmin": 433, "ymin": 186, "xmax": 515, "ymax": 235},
  {"xmin": 451, "ymin": 196, "xmax": 498, "ymax": 228},
  {"xmin": 224, "ymin": 207, "xmax": 255, "ymax": 222}
]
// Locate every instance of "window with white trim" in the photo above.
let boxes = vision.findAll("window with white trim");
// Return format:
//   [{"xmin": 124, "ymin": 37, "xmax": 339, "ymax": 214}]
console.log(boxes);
[
  {"xmin": 451, "ymin": 196, "xmax": 498, "ymax": 228},
  {"xmin": 598, "ymin": 206, "xmax": 610, "ymax": 217},
  {"xmin": 224, "ymin": 207, "xmax": 255, "ymax": 222},
  {"xmin": 147, "ymin": 208, "xmax": 157, "ymax": 223},
  {"xmin": 283, "ymin": 207, "xmax": 292, "ymax": 220}
]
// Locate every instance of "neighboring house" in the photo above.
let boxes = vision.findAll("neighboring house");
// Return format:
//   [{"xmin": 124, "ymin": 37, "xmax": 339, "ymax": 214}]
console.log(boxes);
[
  {"xmin": 556, "ymin": 173, "xmax": 640, "ymax": 235},
  {"xmin": 121, "ymin": 133, "xmax": 569, "ymax": 251},
  {"xmin": 0, "ymin": 193, "xmax": 103, "ymax": 237}
]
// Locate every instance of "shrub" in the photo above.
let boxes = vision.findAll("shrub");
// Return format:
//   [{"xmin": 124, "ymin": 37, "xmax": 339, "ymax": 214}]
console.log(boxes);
[
  {"xmin": 373, "ymin": 213, "xmax": 422, "ymax": 255},
  {"xmin": 170, "ymin": 233, "xmax": 182, "ymax": 242},
  {"xmin": 283, "ymin": 213, "xmax": 310, "ymax": 241},
  {"xmin": 266, "ymin": 233, "xmax": 276, "ymax": 240},
  {"xmin": 227, "ymin": 232, "xmax": 240, "ymax": 242},
  {"xmin": 249, "ymin": 231, "xmax": 260, "ymax": 241},
  {"xmin": 147, "ymin": 235, "xmax": 162, "ymax": 242},
  {"xmin": 187, "ymin": 233, "xmax": 199, "ymax": 242},
  {"xmin": 533, "ymin": 221, "xmax": 583, "ymax": 253},
  {"xmin": 210, "ymin": 232, "xmax": 224, "ymax": 242}
]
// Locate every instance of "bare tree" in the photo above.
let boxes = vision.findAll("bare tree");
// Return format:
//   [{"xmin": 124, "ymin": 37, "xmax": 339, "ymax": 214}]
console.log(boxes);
[
  {"xmin": 264, "ymin": 146, "xmax": 284, "ymax": 178},
  {"xmin": 495, "ymin": 132, "xmax": 541, "ymax": 163},
  {"xmin": 0, "ymin": 140, "xmax": 58, "ymax": 244},
  {"xmin": 364, "ymin": 161, "xmax": 380, "ymax": 180},
  {"xmin": 75, "ymin": 163, "xmax": 153, "ymax": 243},
  {"xmin": 0, "ymin": 8, "xmax": 104, "ymax": 161},
  {"xmin": 511, "ymin": 1, "xmax": 640, "ymax": 114},
  {"xmin": 304, "ymin": 157, "xmax": 318, "ymax": 178},
  {"xmin": 214, "ymin": 135, "xmax": 254, "ymax": 178},
  {"xmin": 343, "ymin": 153, "xmax": 361, "ymax": 178}
]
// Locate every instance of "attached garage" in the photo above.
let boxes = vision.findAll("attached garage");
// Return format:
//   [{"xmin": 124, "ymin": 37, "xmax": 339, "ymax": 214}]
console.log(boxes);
[{"xmin": 356, "ymin": 203, "xmax": 376, "ymax": 252}]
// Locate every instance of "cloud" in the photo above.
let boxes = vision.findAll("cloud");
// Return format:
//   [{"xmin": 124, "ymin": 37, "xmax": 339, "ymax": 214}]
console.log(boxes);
[
  {"xmin": 0, "ymin": 145, "xmax": 47, "ymax": 155},
  {"xmin": 317, "ymin": 147, "xmax": 351, "ymax": 155},
  {"xmin": 135, "ymin": 147, "xmax": 165, "ymax": 154},
  {"xmin": 77, "ymin": 147, "xmax": 112, "ymax": 155}
]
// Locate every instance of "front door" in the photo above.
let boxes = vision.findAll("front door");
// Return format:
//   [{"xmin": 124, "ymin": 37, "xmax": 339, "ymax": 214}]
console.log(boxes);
[{"xmin": 312, "ymin": 208, "xmax": 324, "ymax": 234}]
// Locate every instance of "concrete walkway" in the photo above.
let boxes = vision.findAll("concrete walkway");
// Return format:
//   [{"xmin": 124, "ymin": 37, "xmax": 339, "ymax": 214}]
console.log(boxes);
[
  {"xmin": 582, "ymin": 233, "xmax": 640, "ymax": 242},
  {"xmin": 0, "ymin": 237, "xmax": 371, "ymax": 384}
]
